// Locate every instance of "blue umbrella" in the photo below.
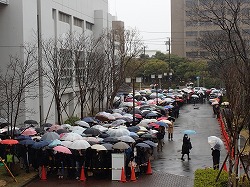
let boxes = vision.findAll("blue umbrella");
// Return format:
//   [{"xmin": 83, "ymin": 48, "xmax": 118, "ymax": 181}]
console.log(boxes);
[
  {"xmin": 183, "ymin": 130, "xmax": 196, "ymax": 135},
  {"xmin": 15, "ymin": 135, "xmax": 32, "ymax": 141},
  {"xmin": 82, "ymin": 117, "xmax": 96, "ymax": 123},
  {"xmin": 143, "ymin": 140, "xmax": 157, "ymax": 147},
  {"xmin": 155, "ymin": 121, "xmax": 168, "ymax": 127},
  {"xmin": 48, "ymin": 139, "xmax": 62, "ymax": 147},
  {"xmin": 32, "ymin": 141, "xmax": 49, "ymax": 149},
  {"xmin": 19, "ymin": 139, "xmax": 35, "ymax": 145}
]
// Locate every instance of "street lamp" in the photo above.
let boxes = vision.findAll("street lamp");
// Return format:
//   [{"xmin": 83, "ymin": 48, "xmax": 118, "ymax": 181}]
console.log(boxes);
[
  {"xmin": 151, "ymin": 74, "xmax": 162, "ymax": 105},
  {"xmin": 125, "ymin": 77, "xmax": 142, "ymax": 126},
  {"xmin": 169, "ymin": 72, "xmax": 173, "ymax": 91}
]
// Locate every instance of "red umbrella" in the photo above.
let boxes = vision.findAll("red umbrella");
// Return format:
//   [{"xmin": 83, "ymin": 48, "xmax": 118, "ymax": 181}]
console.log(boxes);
[
  {"xmin": 21, "ymin": 128, "xmax": 37, "ymax": 136},
  {"xmin": 157, "ymin": 116, "xmax": 168, "ymax": 121},
  {"xmin": 135, "ymin": 114, "xmax": 143, "ymax": 119},
  {"xmin": 53, "ymin": 146, "xmax": 72, "ymax": 154},
  {"xmin": 1, "ymin": 139, "xmax": 19, "ymax": 145},
  {"xmin": 49, "ymin": 124, "xmax": 62, "ymax": 132}
]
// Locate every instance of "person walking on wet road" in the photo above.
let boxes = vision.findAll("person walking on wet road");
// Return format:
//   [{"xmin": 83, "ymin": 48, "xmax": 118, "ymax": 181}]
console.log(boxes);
[
  {"xmin": 181, "ymin": 134, "xmax": 192, "ymax": 161},
  {"xmin": 156, "ymin": 126, "xmax": 165, "ymax": 152},
  {"xmin": 211, "ymin": 148, "xmax": 220, "ymax": 169}
]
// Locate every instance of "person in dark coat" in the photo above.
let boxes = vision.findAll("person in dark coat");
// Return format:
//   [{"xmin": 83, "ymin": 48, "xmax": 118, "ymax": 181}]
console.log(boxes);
[
  {"xmin": 173, "ymin": 102, "xmax": 180, "ymax": 118},
  {"xmin": 212, "ymin": 148, "xmax": 220, "ymax": 170},
  {"xmin": 181, "ymin": 134, "xmax": 192, "ymax": 161}
]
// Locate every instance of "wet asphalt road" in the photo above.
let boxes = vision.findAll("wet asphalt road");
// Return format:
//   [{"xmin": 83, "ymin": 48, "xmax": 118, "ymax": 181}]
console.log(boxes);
[
  {"xmin": 24, "ymin": 102, "xmax": 226, "ymax": 186},
  {"xmin": 151, "ymin": 102, "xmax": 226, "ymax": 178}
]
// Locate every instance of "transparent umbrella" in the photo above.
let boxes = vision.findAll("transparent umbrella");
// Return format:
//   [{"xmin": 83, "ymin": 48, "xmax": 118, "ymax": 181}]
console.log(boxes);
[{"xmin": 208, "ymin": 136, "xmax": 224, "ymax": 151}]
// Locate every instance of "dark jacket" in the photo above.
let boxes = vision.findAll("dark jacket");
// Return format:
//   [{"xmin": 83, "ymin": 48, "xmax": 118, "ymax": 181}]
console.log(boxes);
[{"xmin": 182, "ymin": 136, "xmax": 192, "ymax": 154}]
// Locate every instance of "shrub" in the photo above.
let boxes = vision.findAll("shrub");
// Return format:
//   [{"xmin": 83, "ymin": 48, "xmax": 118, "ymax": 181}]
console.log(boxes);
[
  {"xmin": 194, "ymin": 168, "xmax": 228, "ymax": 187},
  {"xmin": 64, "ymin": 116, "xmax": 80, "ymax": 126}
]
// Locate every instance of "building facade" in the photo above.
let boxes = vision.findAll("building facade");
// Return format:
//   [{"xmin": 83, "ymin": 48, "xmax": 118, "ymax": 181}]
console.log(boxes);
[
  {"xmin": 0, "ymin": 0, "xmax": 115, "ymax": 125},
  {"xmin": 171, "ymin": 0, "xmax": 223, "ymax": 59}
]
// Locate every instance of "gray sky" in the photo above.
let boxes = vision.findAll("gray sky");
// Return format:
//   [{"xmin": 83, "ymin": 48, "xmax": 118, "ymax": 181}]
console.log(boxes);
[{"xmin": 108, "ymin": 0, "xmax": 171, "ymax": 52}]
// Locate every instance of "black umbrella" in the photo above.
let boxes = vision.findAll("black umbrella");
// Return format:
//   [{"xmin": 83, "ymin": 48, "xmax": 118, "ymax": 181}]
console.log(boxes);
[
  {"xmin": 135, "ymin": 142, "xmax": 151, "ymax": 149},
  {"xmin": 99, "ymin": 133, "xmax": 110, "ymax": 138},
  {"xmin": 0, "ymin": 122, "xmax": 10, "ymax": 129},
  {"xmin": 143, "ymin": 140, "xmax": 157, "ymax": 147},
  {"xmin": 24, "ymin": 120, "xmax": 38, "ymax": 124},
  {"xmin": 56, "ymin": 128, "xmax": 69, "ymax": 135},
  {"xmin": 129, "ymin": 108, "xmax": 142, "ymax": 115},
  {"xmin": 42, "ymin": 123, "xmax": 53, "ymax": 127},
  {"xmin": 103, "ymin": 137, "xmax": 119, "ymax": 144},
  {"xmin": 127, "ymin": 126, "xmax": 140, "ymax": 132},
  {"xmin": 141, "ymin": 110, "xmax": 151, "ymax": 117},
  {"xmin": 84, "ymin": 128, "xmax": 101, "ymax": 137},
  {"xmin": 145, "ymin": 112, "xmax": 158, "ymax": 118},
  {"xmin": 101, "ymin": 143, "xmax": 113, "ymax": 150}
]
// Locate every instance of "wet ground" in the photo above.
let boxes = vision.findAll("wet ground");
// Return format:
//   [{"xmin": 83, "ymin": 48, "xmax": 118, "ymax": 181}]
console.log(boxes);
[{"xmin": 24, "ymin": 102, "xmax": 226, "ymax": 187}]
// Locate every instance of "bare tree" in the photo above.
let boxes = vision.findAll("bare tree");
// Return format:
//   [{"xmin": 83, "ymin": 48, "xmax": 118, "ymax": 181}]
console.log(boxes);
[
  {"xmin": 189, "ymin": 0, "xmax": 250, "ymax": 185},
  {"xmin": 102, "ymin": 27, "xmax": 146, "ymax": 109},
  {"xmin": 0, "ymin": 43, "xmax": 39, "ymax": 137}
]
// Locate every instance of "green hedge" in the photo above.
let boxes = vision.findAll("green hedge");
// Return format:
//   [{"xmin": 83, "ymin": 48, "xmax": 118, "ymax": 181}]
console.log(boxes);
[
  {"xmin": 194, "ymin": 168, "xmax": 228, "ymax": 187},
  {"xmin": 194, "ymin": 168, "xmax": 250, "ymax": 187},
  {"xmin": 64, "ymin": 116, "xmax": 80, "ymax": 126}
]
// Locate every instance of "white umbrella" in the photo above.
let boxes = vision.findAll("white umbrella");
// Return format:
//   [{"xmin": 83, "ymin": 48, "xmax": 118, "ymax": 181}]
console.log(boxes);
[
  {"xmin": 112, "ymin": 113, "xmax": 123, "ymax": 119},
  {"xmin": 71, "ymin": 126, "xmax": 86, "ymax": 133},
  {"xmin": 91, "ymin": 125, "xmax": 108, "ymax": 132},
  {"xmin": 111, "ymin": 119, "xmax": 127, "ymax": 127},
  {"xmin": 61, "ymin": 140, "xmax": 73, "ymax": 148},
  {"xmin": 68, "ymin": 139, "xmax": 90, "ymax": 150},
  {"xmin": 139, "ymin": 119, "xmax": 157, "ymax": 127},
  {"xmin": 91, "ymin": 144, "xmax": 107, "ymax": 151},
  {"xmin": 107, "ymin": 128, "xmax": 130, "ymax": 137},
  {"xmin": 75, "ymin": 121, "xmax": 90, "ymax": 128},
  {"xmin": 60, "ymin": 132, "xmax": 83, "ymax": 141},
  {"xmin": 208, "ymin": 136, "xmax": 224, "ymax": 151},
  {"xmin": 191, "ymin": 94, "xmax": 199, "ymax": 98},
  {"xmin": 118, "ymin": 135, "xmax": 135, "ymax": 143},
  {"xmin": 61, "ymin": 124, "xmax": 72, "ymax": 129}
]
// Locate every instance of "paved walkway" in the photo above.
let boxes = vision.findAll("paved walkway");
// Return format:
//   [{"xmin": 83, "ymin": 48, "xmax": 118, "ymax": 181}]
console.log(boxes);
[{"xmin": 24, "ymin": 102, "xmax": 226, "ymax": 187}]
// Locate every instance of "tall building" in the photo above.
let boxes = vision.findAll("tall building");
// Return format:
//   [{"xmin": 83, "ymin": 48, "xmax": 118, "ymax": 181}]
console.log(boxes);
[
  {"xmin": 0, "ymin": 0, "xmax": 116, "ymax": 125},
  {"xmin": 171, "ymin": 0, "xmax": 222, "ymax": 59}
]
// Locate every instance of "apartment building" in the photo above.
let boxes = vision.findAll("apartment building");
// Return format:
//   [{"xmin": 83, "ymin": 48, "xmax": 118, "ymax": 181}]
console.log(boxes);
[
  {"xmin": 171, "ymin": 0, "xmax": 226, "ymax": 59},
  {"xmin": 0, "ymin": 0, "xmax": 115, "ymax": 125}
]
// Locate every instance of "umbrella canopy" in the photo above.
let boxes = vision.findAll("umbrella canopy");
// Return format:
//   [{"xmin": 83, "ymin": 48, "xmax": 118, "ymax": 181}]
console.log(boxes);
[
  {"xmin": 111, "ymin": 119, "xmax": 126, "ymax": 127},
  {"xmin": 136, "ymin": 142, "xmax": 151, "ymax": 149},
  {"xmin": 68, "ymin": 139, "xmax": 91, "ymax": 150},
  {"xmin": 160, "ymin": 120, "xmax": 172, "ymax": 125},
  {"xmin": 84, "ymin": 128, "xmax": 101, "ymax": 137},
  {"xmin": 145, "ymin": 112, "xmax": 158, "ymax": 118},
  {"xmin": 61, "ymin": 140, "xmax": 73, "ymax": 148},
  {"xmin": 71, "ymin": 126, "xmax": 86, "ymax": 133},
  {"xmin": 139, "ymin": 119, "xmax": 157, "ymax": 127},
  {"xmin": 191, "ymin": 94, "xmax": 199, "ymax": 98},
  {"xmin": 49, "ymin": 124, "xmax": 62, "ymax": 132},
  {"xmin": 208, "ymin": 136, "xmax": 224, "ymax": 151},
  {"xmin": 31, "ymin": 141, "xmax": 49, "ymax": 149},
  {"xmin": 24, "ymin": 120, "xmax": 38, "ymax": 124},
  {"xmin": 15, "ymin": 135, "xmax": 32, "ymax": 141},
  {"xmin": 41, "ymin": 132, "xmax": 60, "ymax": 142},
  {"xmin": 56, "ymin": 128, "xmax": 69, "ymax": 135},
  {"xmin": 61, "ymin": 124, "xmax": 72, "ymax": 129},
  {"xmin": 112, "ymin": 113, "xmax": 123, "ymax": 119},
  {"xmin": 48, "ymin": 139, "xmax": 62, "ymax": 147},
  {"xmin": 0, "ymin": 139, "xmax": 19, "ymax": 145},
  {"xmin": 82, "ymin": 117, "xmax": 96, "ymax": 123},
  {"xmin": 21, "ymin": 128, "xmax": 37, "ymax": 136},
  {"xmin": 95, "ymin": 112, "xmax": 116, "ymax": 121},
  {"xmin": 183, "ymin": 130, "xmax": 197, "ymax": 135},
  {"xmin": 60, "ymin": 132, "xmax": 83, "ymax": 141},
  {"xmin": 75, "ymin": 121, "xmax": 90, "ymax": 128},
  {"xmin": 103, "ymin": 137, "xmax": 119, "ymax": 144},
  {"xmin": 53, "ymin": 146, "xmax": 72, "ymax": 154},
  {"xmin": 101, "ymin": 143, "xmax": 113, "ymax": 150},
  {"xmin": 0, "ymin": 122, "xmax": 10, "ymax": 129},
  {"xmin": 91, "ymin": 144, "xmax": 107, "ymax": 151},
  {"xmin": 42, "ymin": 123, "xmax": 53, "ymax": 127},
  {"xmin": 83, "ymin": 137, "xmax": 100, "ymax": 143},
  {"xmin": 107, "ymin": 128, "xmax": 130, "ymax": 137},
  {"xmin": 92, "ymin": 125, "xmax": 108, "ymax": 132},
  {"xmin": 143, "ymin": 140, "xmax": 157, "ymax": 147},
  {"xmin": 155, "ymin": 121, "xmax": 168, "ymax": 127},
  {"xmin": 112, "ymin": 142, "xmax": 130, "ymax": 150},
  {"xmin": 118, "ymin": 135, "xmax": 135, "ymax": 143},
  {"xmin": 127, "ymin": 126, "xmax": 140, "ymax": 132},
  {"xmin": 19, "ymin": 139, "xmax": 35, "ymax": 146},
  {"xmin": 98, "ymin": 133, "xmax": 110, "ymax": 138},
  {"xmin": 129, "ymin": 132, "xmax": 139, "ymax": 138}
]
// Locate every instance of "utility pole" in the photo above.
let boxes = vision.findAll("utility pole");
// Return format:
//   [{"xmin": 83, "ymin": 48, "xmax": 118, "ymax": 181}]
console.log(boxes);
[{"xmin": 165, "ymin": 38, "xmax": 171, "ymax": 92}]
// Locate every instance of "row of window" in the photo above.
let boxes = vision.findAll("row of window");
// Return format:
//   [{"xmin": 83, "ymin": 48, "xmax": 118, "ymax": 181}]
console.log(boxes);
[
  {"xmin": 186, "ymin": 51, "xmax": 210, "ymax": 58},
  {"xmin": 54, "ymin": 10, "xmax": 93, "ymax": 30}
]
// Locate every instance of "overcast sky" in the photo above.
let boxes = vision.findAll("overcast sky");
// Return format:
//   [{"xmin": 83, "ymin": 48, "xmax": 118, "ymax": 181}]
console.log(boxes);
[{"xmin": 108, "ymin": 0, "xmax": 171, "ymax": 52}]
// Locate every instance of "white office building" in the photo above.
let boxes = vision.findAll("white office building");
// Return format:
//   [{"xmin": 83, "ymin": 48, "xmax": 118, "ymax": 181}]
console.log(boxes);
[{"xmin": 0, "ymin": 0, "xmax": 115, "ymax": 126}]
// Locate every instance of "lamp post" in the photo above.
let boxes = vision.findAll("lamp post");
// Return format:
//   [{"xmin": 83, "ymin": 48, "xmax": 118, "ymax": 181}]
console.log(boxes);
[
  {"xmin": 169, "ymin": 72, "xmax": 173, "ymax": 91},
  {"xmin": 151, "ymin": 74, "xmax": 162, "ymax": 105},
  {"xmin": 125, "ymin": 77, "xmax": 142, "ymax": 125}
]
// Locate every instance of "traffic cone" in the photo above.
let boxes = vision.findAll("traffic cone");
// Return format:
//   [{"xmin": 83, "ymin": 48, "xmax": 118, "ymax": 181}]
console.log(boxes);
[
  {"xmin": 119, "ymin": 167, "xmax": 127, "ymax": 183},
  {"xmin": 130, "ymin": 166, "xmax": 137, "ymax": 182},
  {"xmin": 223, "ymin": 163, "xmax": 227, "ymax": 172},
  {"xmin": 41, "ymin": 165, "xmax": 47, "ymax": 180},
  {"xmin": 80, "ymin": 166, "xmax": 86, "ymax": 181},
  {"xmin": 146, "ymin": 160, "xmax": 152, "ymax": 175}
]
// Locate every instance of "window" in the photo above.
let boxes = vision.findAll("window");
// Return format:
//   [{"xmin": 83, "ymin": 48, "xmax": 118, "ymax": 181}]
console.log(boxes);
[
  {"xmin": 186, "ymin": 51, "xmax": 199, "ymax": 58},
  {"xmin": 186, "ymin": 41, "xmax": 198, "ymax": 47},
  {"xmin": 60, "ymin": 49, "xmax": 73, "ymax": 87},
  {"xmin": 74, "ymin": 17, "xmax": 83, "ymax": 28},
  {"xmin": 86, "ymin": 21, "xmax": 93, "ymax": 30},
  {"xmin": 59, "ymin": 12, "xmax": 70, "ymax": 24},
  {"xmin": 186, "ymin": 31, "xmax": 198, "ymax": 37}
]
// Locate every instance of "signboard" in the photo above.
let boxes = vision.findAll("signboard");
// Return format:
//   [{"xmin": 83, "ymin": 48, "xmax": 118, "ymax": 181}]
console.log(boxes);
[{"xmin": 111, "ymin": 153, "xmax": 125, "ymax": 180}]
